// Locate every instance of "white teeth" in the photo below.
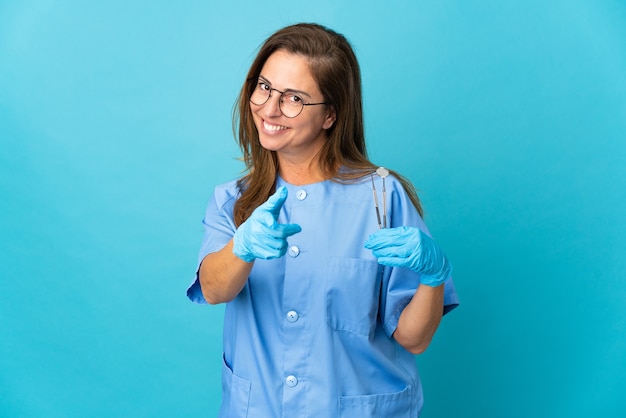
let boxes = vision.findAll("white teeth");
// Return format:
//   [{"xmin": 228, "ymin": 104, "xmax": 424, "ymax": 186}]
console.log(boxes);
[{"xmin": 263, "ymin": 121, "xmax": 288, "ymax": 132}]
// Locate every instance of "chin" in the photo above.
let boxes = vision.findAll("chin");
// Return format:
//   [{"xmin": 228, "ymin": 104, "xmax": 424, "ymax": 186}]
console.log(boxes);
[{"xmin": 258, "ymin": 137, "xmax": 283, "ymax": 152}]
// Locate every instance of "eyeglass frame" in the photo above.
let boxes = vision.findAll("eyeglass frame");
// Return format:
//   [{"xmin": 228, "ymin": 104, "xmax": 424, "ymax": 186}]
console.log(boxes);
[{"xmin": 248, "ymin": 77, "xmax": 329, "ymax": 118}]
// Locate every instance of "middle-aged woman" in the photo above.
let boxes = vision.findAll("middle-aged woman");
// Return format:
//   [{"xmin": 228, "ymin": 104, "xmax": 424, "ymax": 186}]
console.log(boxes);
[{"xmin": 187, "ymin": 22, "xmax": 459, "ymax": 417}]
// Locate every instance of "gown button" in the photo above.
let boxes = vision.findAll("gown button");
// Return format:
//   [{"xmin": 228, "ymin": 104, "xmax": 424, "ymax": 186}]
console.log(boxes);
[
  {"xmin": 288, "ymin": 246, "xmax": 300, "ymax": 257},
  {"xmin": 296, "ymin": 190, "xmax": 307, "ymax": 200},
  {"xmin": 285, "ymin": 375, "xmax": 298, "ymax": 387},
  {"xmin": 286, "ymin": 310, "xmax": 299, "ymax": 322}
]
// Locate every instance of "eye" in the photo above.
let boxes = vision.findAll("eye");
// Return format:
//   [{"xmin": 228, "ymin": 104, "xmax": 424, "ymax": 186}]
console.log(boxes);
[
  {"xmin": 257, "ymin": 81, "xmax": 270, "ymax": 91},
  {"xmin": 284, "ymin": 93, "xmax": 303, "ymax": 104}
]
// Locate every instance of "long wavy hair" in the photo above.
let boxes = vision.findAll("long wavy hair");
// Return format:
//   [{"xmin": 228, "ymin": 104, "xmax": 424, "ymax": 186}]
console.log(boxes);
[{"xmin": 232, "ymin": 23, "xmax": 422, "ymax": 225}]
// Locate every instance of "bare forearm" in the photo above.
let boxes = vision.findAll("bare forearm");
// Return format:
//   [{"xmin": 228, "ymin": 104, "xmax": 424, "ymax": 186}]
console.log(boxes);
[
  {"xmin": 198, "ymin": 240, "xmax": 253, "ymax": 304},
  {"xmin": 393, "ymin": 283, "xmax": 445, "ymax": 354}
]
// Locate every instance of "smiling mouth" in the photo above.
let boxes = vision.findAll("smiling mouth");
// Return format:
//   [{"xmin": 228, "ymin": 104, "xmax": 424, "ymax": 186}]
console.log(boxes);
[{"xmin": 263, "ymin": 120, "xmax": 289, "ymax": 132}]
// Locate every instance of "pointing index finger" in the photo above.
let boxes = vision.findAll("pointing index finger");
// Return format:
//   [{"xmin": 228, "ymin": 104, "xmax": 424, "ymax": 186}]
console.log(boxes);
[{"xmin": 262, "ymin": 186, "xmax": 289, "ymax": 218}]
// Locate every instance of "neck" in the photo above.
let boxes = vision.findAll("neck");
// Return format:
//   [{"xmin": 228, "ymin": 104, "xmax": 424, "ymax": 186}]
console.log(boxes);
[{"xmin": 277, "ymin": 155, "xmax": 327, "ymax": 185}]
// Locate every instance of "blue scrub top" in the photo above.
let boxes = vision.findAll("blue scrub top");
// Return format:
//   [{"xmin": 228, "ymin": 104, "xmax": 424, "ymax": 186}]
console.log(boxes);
[{"xmin": 187, "ymin": 174, "xmax": 459, "ymax": 418}]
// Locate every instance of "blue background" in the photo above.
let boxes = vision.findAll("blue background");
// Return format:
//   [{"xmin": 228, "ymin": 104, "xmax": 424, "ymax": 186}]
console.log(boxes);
[{"xmin": 1, "ymin": 1, "xmax": 625, "ymax": 417}]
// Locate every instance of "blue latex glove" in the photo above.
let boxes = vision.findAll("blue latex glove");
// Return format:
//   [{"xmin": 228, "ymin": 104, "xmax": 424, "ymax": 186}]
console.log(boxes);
[
  {"xmin": 364, "ymin": 226, "xmax": 452, "ymax": 287},
  {"xmin": 232, "ymin": 186, "xmax": 302, "ymax": 262}
]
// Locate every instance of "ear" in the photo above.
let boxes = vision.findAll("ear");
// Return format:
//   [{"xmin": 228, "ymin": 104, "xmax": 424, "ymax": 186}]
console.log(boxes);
[{"xmin": 323, "ymin": 106, "xmax": 336, "ymax": 130}]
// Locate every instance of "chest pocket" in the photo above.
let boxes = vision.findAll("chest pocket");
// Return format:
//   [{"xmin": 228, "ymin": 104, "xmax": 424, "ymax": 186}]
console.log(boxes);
[{"xmin": 326, "ymin": 257, "xmax": 381, "ymax": 337}]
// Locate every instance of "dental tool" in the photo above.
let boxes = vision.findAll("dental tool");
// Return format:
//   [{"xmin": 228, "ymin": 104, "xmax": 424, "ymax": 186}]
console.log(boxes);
[
  {"xmin": 376, "ymin": 167, "xmax": 389, "ymax": 228},
  {"xmin": 371, "ymin": 166, "xmax": 389, "ymax": 229}
]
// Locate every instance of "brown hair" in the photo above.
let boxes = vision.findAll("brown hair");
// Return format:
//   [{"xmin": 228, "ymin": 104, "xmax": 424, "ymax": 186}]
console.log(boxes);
[{"xmin": 232, "ymin": 23, "xmax": 422, "ymax": 225}]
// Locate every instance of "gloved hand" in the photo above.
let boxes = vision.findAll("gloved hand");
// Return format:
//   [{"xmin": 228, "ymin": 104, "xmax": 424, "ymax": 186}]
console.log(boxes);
[
  {"xmin": 233, "ymin": 186, "xmax": 302, "ymax": 262},
  {"xmin": 364, "ymin": 226, "xmax": 452, "ymax": 287}
]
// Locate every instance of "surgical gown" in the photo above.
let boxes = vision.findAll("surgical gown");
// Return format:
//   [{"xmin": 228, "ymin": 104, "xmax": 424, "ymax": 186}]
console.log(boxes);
[{"xmin": 187, "ymin": 174, "xmax": 459, "ymax": 417}]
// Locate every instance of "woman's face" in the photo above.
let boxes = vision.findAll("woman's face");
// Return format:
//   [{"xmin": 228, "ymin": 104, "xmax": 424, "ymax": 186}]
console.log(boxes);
[{"xmin": 250, "ymin": 49, "xmax": 335, "ymax": 164}]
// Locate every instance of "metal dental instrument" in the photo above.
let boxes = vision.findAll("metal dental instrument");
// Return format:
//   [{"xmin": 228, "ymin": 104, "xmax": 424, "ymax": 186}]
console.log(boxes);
[
  {"xmin": 371, "ymin": 167, "xmax": 390, "ymax": 229},
  {"xmin": 376, "ymin": 167, "xmax": 389, "ymax": 228},
  {"xmin": 370, "ymin": 174, "xmax": 382, "ymax": 229},
  {"xmin": 371, "ymin": 167, "xmax": 390, "ymax": 282}
]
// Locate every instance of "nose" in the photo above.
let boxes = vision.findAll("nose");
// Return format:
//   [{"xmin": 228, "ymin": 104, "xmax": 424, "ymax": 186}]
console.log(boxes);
[{"xmin": 262, "ymin": 89, "xmax": 283, "ymax": 118}]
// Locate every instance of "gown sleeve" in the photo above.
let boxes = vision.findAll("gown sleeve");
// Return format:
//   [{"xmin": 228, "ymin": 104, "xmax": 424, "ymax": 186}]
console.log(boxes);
[{"xmin": 186, "ymin": 181, "xmax": 239, "ymax": 304}]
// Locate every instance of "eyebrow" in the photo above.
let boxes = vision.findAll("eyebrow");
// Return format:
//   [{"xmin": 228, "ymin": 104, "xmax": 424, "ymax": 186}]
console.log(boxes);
[{"xmin": 258, "ymin": 75, "xmax": 313, "ymax": 99}]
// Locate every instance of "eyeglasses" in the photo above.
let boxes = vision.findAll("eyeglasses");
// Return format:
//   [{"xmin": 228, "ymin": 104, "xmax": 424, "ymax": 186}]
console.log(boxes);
[{"xmin": 249, "ymin": 79, "xmax": 328, "ymax": 118}]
